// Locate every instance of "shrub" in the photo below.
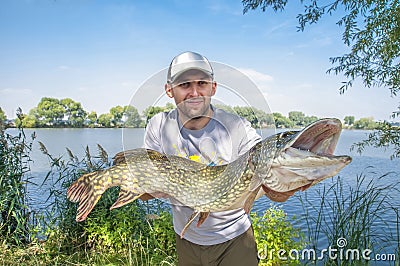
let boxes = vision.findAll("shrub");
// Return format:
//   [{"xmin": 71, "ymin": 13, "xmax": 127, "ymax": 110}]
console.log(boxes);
[{"xmin": 251, "ymin": 205, "xmax": 306, "ymax": 266}]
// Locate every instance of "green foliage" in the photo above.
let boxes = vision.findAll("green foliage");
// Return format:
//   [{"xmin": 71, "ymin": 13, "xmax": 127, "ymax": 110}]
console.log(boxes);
[
  {"xmin": 37, "ymin": 142, "xmax": 177, "ymax": 264},
  {"xmin": 60, "ymin": 98, "xmax": 87, "ymax": 127},
  {"xmin": 97, "ymin": 113, "xmax": 114, "ymax": 127},
  {"xmin": 0, "ymin": 108, "xmax": 6, "ymax": 129},
  {"xmin": 344, "ymin": 115, "xmax": 355, "ymax": 126},
  {"xmin": 36, "ymin": 97, "xmax": 65, "ymax": 126},
  {"xmin": 110, "ymin": 105, "xmax": 125, "ymax": 127},
  {"xmin": 288, "ymin": 111, "xmax": 319, "ymax": 127},
  {"xmin": 288, "ymin": 111, "xmax": 306, "ymax": 126},
  {"xmin": 32, "ymin": 97, "xmax": 88, "ymax": 127},
  {"xmin": 251, "ymin": 206, "xmax": 306, "ymax": 266},
  {"xmin": 143, "ymin": 106, "xmax": 166, "ymax": 124},
  {"xmin": 351, "ymin": 121, "xmax": 400, "ymax": 159},
  {"xmin": 352, "ymin": 117, "xmax": 378, "ymax": 130},
  {"xmin": 0, "ymin": 111, "xmax": 38, "ymax": 245},
  {"xmin": 273, "ymin": 112, "xmax": 293, "ymax": 128},
  {"xmin": 243, "ymin": 0, "xmax": 400, "ymax": 95},
  {"xmin": 242, "ymin": 0, "xmax": 400, "ymax": 158},
  {"xmin": 234, "ymin": 106, "xmax": 260, "ymax": 128},
  {"xmin": 15, "ymin": 114, "xmax": 37, "ymax": 128},
  {"xmin": 123, "ymin": 105, "xmax": 142, "ymax": 128},
  {"xmin": 86, "ymin": 111, "xmax": 98, "ymax": 127},
  {"xmin": 83, "ymin": 191, "xmax": 148, "ymax": 248},
  {"xmin": 8, "ymin": 99, "xmax": 384, "ymax": 131}
]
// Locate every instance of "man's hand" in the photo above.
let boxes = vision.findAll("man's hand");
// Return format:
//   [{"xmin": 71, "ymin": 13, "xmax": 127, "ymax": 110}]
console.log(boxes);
[
  {"xmin": 139, "ymin": 192, "xmax": 169, "ymax": 201},
  {"xmin": 262, "ymin": 184, "xmax": 311, "ymax": 202}
]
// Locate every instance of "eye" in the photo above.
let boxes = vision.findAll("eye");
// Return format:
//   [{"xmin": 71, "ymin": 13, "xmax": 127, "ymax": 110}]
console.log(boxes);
[
  {"xmin": 178, "ymin": 82, "xmax": 191, "ymax": 89},
  {"xmin": 198, "ymin": 80, "xmax": 211, "ymax": 87}
]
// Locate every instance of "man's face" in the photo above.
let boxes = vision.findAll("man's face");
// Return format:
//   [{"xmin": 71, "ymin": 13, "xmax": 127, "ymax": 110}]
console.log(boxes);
[{"xmin": 166, "ymin": 69, "xmax": 216, "ymax": 119}]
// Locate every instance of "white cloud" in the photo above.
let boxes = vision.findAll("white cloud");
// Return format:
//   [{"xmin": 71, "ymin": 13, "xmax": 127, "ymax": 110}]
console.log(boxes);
[
  {"xmin": 0, "ymin": 88, "xmax": 33, "ymax": 95},
  {"xmin": 206, "ymin": 1, "xmax": 242, "ymax": 16},
  {"xmin": 237, "ymin": 68, "xmax": 274, "ymax": 83},
  {"xmin": 57, "ymin": 65, "xmax": 71, "ymax": 71}
]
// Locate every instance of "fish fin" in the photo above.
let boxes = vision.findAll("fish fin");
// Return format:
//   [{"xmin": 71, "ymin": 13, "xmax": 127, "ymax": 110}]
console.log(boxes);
[
  {"xmin": 196, "ymin": 212, "xmax": 210, "ymax": 227},
  {"xmin": 113, "ymin": 149, "xmax": 163, "ymax": 165},
  {"xmin": 110, "ymin": 189, "xmax": 143, "ymax": 210},
  {"xmin": 180, "ymin": 211, "xmax": 200, "ymax": 239},
  {"xmin": 244, "ymin": 186, "xmax": 261, "ymax": 214},
  {"xmin": 67, "ymin": 171, "xmax": 105, "ymax": 222},
  {"xmin": 112, "ymin": 151, "xmax": 127, "ymax": 165},
  {"xmin": 248, "ymin": 174, "xmax": 263, "ymax": 192}
]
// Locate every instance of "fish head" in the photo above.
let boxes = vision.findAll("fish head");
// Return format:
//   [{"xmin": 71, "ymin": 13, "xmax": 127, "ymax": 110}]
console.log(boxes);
[{"xmin": 263, "ymin": 118, "xmax": 352, "ymax": 192}]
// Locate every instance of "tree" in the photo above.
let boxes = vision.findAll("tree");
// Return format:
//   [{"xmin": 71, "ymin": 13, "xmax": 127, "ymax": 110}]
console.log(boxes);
[
  {"xmin": 351, "ymin": 122, "xmax": 400, "ymax": 159},
  {"xmin": 0, "ymin": 108, "xmax": 6, "ymax": 129},
  {"xmin": 233, "ymin": 106, "xmax": 260, "ymax": 128},
  {"xmin": 36, "ymin": 97, "xmax": 65, "ymax": 126},
  {"xmin": 288, "ymin": 111, "xmax": 306, "ymax": 127},
  {"xmin": 60, "ymin": 98, "xmax": 87, "ymax": 127},
  {"xmin": 353, "ymin": 117, "xmax": 378, "ymax": 130},
  {"xmin": 304, "ymin": 115, "xmax": 319, "ymax": 125},
  {"xmin": 86, "ymin": 111, "xmax": 98, "ymax": 127},
  {"xmin": 254, "ymin": 108, "xmax": 274, "ymax": 128},
  {"xmin": 164, "ymin": 103, "xmax": 175, "ymax": 112},
  {"xmin": 143, "ymin": 106, "xmax": 166, "ymax": 124},
  {"xmin": 97, "ymin": 113, "xmax": 113, "ymax": 127},
  {"xmin": 344, "ymin": 116, "xmax": 355, "ymax": 126},
  {"xmin": 273, "ymin": 112, "xmax": 293, "ymax": 128},
  {"xmin": 243, "ymin": 0, "xmax": 400, "ymax": 94},
  {"xmin": 15, "ymin": 109, "xmax": 38, "ymax": 128},
  {"xmin": 110, "ymin": 105, "xmax": 125, "ymax": 127},
  {"xmin": 123, "ymin": 105, "xmax": 142, "ymax": 128},
  {"xmin": 242, "ymin": 0, "xmax": 400, "ymax": 158}
]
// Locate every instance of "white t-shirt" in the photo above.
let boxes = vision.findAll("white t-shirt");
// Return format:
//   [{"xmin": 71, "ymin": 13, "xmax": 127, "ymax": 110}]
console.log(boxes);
[{"xmin": 143, "ymin": 106, "xmax": 261, "ymax": 245}]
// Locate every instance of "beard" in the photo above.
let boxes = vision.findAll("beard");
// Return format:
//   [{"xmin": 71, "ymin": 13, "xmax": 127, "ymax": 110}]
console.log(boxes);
[{"xmin": 176, "ymin": 97, "xmax": 212, "ymax": 120}]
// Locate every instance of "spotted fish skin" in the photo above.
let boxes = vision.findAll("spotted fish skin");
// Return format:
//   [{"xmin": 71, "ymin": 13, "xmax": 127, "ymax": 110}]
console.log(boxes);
[
  {"xmin": 67, "ymin": 118, "xmax": 352, "ymax": 235},
  {"xmin": 67, "ymin": 148, "xmax": 256, "ymax": 222}
]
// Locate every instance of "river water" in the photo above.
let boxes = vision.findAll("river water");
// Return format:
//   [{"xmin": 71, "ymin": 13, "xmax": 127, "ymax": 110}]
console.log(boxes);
[{"xmin": 5, "ymin": 127, "xmax": 400, "ymax": 262}]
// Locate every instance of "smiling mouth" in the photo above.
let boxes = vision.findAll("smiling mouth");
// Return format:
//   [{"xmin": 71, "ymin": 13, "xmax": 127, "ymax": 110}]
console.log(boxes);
[{"xmin": 185, "ymin": 98, "xmax": 204, "ymax": 105}]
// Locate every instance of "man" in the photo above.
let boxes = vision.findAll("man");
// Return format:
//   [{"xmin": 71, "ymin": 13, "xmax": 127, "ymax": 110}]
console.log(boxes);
[{"xmin": 142, "ymin": 51, "xmax": 292, "ymax": 265}]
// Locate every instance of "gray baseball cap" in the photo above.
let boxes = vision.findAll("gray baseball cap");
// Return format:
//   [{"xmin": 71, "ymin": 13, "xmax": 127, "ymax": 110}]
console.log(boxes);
[{"xmin": 167, "ymin": 51, "xmax": 214, "ymax": 84}]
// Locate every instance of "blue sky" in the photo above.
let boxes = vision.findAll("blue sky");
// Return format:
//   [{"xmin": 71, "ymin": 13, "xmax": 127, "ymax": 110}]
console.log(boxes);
[{"xmin": 1, "ymin": 0, "xmax": 399, "ymax": 121}]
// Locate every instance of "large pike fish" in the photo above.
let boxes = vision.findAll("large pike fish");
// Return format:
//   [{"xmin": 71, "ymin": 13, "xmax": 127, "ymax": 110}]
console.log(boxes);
[{"xmin": 67, "ymin": 118, "xmax": 351, "ymax": 237}]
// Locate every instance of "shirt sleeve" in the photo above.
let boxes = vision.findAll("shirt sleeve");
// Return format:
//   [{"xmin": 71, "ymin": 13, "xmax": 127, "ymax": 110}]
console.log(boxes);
[
  {"xmin": 143, "ymin": 112, "xmax": 165, "ymax": 153},
  {"xmin": 238, "ymin": 117, "xmax": 262, "ymax": 156}
]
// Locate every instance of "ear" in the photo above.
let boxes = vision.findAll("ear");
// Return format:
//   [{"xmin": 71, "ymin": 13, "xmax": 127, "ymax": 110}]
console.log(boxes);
[
  {"xmin": 211, "ymin": 81, "xmax": 217, "ymax": 96},
  {"xmin": 165, "ymin": 83, "xmax": 174, "ymax": 98}
]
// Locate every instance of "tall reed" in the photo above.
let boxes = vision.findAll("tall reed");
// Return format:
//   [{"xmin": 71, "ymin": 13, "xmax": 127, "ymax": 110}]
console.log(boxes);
[
  {"xmin": 299, "ymin": 172, "xmax": 400, "ymax": 265},
  {"xmin": 0, "ymin": 110, "xmax": 37, "ymax": 245}
]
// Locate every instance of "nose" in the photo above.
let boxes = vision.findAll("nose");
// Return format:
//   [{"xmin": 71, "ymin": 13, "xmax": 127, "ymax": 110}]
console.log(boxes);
[{"xmin": 188, "ymin": 83, "xmax": 200, "ymax": 97}]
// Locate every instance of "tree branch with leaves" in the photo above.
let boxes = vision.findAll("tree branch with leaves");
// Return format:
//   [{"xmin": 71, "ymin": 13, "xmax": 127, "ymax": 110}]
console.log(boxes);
[{"xmin": 242, "ymin": 0, "xmax": 400, "ymax": 158}]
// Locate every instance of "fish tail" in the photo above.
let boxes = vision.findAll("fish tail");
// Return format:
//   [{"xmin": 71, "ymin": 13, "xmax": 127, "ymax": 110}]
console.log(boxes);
[
  {"xmin": 110, "ymin": 189, "xmax": 143, "ymax": 210},
  {"xmin": 67, "ymin": 171, "xmax": 108, "ymax": 222}
]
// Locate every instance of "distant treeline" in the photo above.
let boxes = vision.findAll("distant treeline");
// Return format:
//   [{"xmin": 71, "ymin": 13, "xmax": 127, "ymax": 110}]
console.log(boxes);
[{"xmin": 0, "ymin": 97, "xmax": 382, "ymax": 129}]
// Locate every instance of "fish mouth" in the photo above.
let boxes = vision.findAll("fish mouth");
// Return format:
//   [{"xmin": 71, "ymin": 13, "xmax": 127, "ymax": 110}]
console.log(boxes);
[
  {"xmin": 265, "ymin": 118, "xmax": 352, "ymax": 193},
  {"xmin": 288, "ymin": 118, "xmax": 343, "ymax": 156}
]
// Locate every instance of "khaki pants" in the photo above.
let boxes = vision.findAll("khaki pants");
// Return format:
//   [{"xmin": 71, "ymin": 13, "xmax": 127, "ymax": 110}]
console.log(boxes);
[{"xmin": 175, "ymin": 226, "xmax": 259, "ymax": 266}]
